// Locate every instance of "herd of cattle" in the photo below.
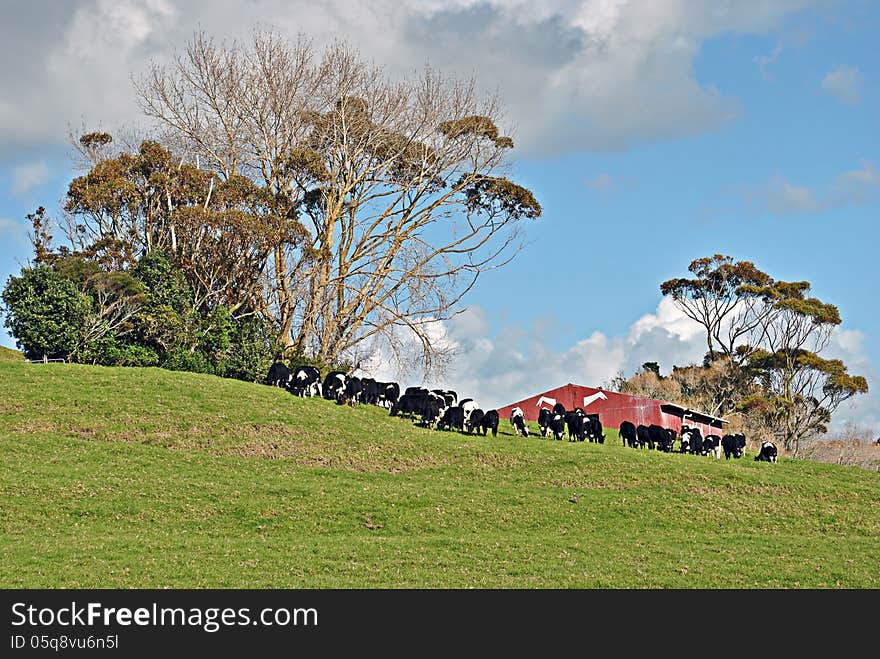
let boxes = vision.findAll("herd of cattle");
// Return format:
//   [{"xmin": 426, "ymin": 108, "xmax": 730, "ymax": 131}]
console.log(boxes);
[{"xmin": 264, "ymin": 361, "xmax": 779, "ymax": 462}]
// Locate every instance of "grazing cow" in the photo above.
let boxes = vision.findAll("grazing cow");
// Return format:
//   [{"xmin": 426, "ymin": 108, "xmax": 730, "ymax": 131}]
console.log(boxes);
[
  {"xmin": 481, "ymin": 409, "xmax": 500, "ymax": 437},
  {"xmin": 619, "ymin": 421, "xmax": 637, "ymax": 448},
  {"xmin": 338, "ymin": 375, "xmax": 363, "ymax": 405},
  {"xmin": 377, "ymin": 382, "xmax": 400, "ymax": 409},
  {"xmin": 265, "ymin": 361, "xmax": 291, "ymax": 388},
  {"xmin": 390, "ymin": 387, "xmax": 428, "ymax": 418},
  {"xmin": 636, "ymin": 424, "xmax": 652, "ymax": 450},
  {"xmin": 509, "ymin": 407, "xmax": 529, "ymax": 437},
  {"xmin": 649, "ymin": 424, "xmax": 673, "ymax": 452},
  {"xmin": 467, "ymin": 408, "xmax": 485, "ymax": 435},
  {"xmin": 704, "ymin": 434, "xmax": 722, "ymax": 459},
  {"xmin": 538, "ymin": 408, "xmax": 553, "ymax": 438},
  {"xmin": 754, "ymin": 440, "xmax": 778, "ymax": 463},
  {"xmin": 289, "ymin": 365, "xmax": 321, "ymax": 397},
  {"xmin": 721, "ymin": 433, "xmax": 747, "ymax": 459},
  {"xmin": 322, "ymin": 371, "xmax": 347, "ymax": 401},
  {"xmin": 550, "ymin": 412, "xmax": 566, "ymax": 441},
  {"xmin": 437, "ymin": 405, "xmax": 465, "ymax": 432},
  {"xmin": 360, "ymin": 377, "xmax": 379, "ymax": 405}
]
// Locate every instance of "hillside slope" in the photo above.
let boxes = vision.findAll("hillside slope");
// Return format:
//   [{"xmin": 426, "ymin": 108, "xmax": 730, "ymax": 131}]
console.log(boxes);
[{"xmin": 1, "ymin": 362, "xmax": 878, "ymax": 588}]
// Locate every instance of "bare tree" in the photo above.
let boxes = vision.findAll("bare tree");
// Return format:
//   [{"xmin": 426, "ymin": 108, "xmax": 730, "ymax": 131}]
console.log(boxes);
[{"xmin": 135, "ymin": 30, "xmax": 540, "ymax": 373}]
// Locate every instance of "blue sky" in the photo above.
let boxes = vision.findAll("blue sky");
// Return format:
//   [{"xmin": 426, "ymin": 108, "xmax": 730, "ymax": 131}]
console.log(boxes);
[{"xmin": 1, "ymin": 1, "xmax": 877, "ymax": 434}]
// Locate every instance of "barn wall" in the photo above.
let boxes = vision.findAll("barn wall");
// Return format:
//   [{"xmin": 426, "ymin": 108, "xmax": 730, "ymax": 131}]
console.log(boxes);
[{"xmin": 496, "ymin": 383, "xmax": 723, "ymax": 437}]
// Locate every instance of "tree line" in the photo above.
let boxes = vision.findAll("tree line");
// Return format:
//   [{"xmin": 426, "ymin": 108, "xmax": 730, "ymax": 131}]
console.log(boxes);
[{"xmin": 1, "ymin": 31, "xmax": 540, "ymax": 383}]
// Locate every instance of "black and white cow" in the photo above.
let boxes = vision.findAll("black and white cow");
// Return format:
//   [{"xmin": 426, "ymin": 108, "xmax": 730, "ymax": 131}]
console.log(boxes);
[
  {"xmin": 704, "ymin": 434, "xmax": 722, "ymax": 459},
  {"xmin": 289, "ymin": 365, "xmax": 321, "ymax": 397},
  {"xmin": 459, "ymin": 399, "xmax": 479, "ymax": 432},
  {"xmin": 538, "ymin": 408, "xmax": 553, "ymax": 438},
  {"xmin": 754, "ymin": 440, "xmax": 778, "ymax": 463},
  {"xmin": 565, "ymin": 409, "xmax": 586, "ymax": 441},
  {"xmin": 550, "ymin": 412, "xmax": 566, "ymax": 441},
  {"xmin": 481, "ymin": 409, "xmax": 500, "ymax": 437},
  {"xmin": 552, "ymin": 402, "xmax": 566, "ymax": 417},
  {"xmin": 377, "ymin": 382, "xmax": 400, "ymax": 409},
  {"xmin": 721, "ymin": 433, "xmax": 747, "ymax": 459},
  {"xmin": 338, "ymin": 375, "xmax": 362, "ymax": 405},
  {"xmin": 265, "ymin": 361, "xmax": 292, "ymax": 388},
  {"xmin": 322, "ymin": 371, "xmax": 347, "ymax": 401},
  {"xmin": 619, "ymin": 421, "xmax": 638, "ymax": 448},
  {"xmin": 509, "ymin": 407, "xmax": 529, "ymax": 437}
]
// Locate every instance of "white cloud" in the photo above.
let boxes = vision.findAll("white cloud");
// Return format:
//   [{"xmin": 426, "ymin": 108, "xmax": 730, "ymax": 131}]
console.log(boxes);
[
  {"xmin": 748, "ymin": 161, "xmax": 880, "ymax": 216},
  {"xmin": 821, "ymin": 65, "xmax": 863, "ymax": 105},
  {"xmin": 11, "ymin": 161, "xmax": 49, "ymax": 195},
  {"xmin": 754, "ymin": 43, "xmax": 783, "ymax": 81},
  {"xmin": 0, "ymin": 0, "xmax": 824, "ymax": 154}
]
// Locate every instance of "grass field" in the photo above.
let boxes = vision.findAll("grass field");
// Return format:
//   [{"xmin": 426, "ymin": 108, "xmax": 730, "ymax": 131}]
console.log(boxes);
[{"xmin": 1, "ymin": 361, "xmax": 878, "ymax": 588}]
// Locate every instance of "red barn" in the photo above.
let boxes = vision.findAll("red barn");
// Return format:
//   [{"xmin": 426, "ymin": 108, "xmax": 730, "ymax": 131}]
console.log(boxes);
[{"xmin": 496, "ymin": 383, "xmax": 726, "ymax": 438}]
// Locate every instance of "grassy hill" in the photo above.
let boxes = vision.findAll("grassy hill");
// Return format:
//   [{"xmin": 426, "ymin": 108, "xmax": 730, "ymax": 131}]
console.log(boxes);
[{"xmin": 1, "ymin": 362, "xmax": 878, "ymax": 588}]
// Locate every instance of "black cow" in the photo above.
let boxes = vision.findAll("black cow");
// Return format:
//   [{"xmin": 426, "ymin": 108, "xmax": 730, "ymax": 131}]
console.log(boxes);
[
  {"xmin": 481, "ymin": 409, "xmax": 500, "ymax": 437},
  {"xmin": 552, "ymin": 402, "xmax": 566, "ymax": 417},
  {"xmin": 636, "ymin": 424, "xmax": 652, "ymax": 450},
  {"xmin": 754, "ymin": 440, "xmax": 778, "ymax": 463},
  {"xmin": 509, "ymin": 407, "xmax": 529, "ymax": 437},
  {"xmin": 688, "ymin": 427, "xmax": 705, "ymax": 455},
  {"xmin": 538, "ymin": 408, "xmax": 553, "ymax": 438},
  {"xmin": 265, "ymin": 361, "xmax": 291, "ymax": 387},
  {"xmin": 390, "ymin": 387, "xmax": 428, "ymax": 418},
  {"xmin": 360, "ymin": 377, "xmax": 379, "ymax": 405},
  {"xmin": 565, "ymin": 409, "xmax": 586, "ymax": 441},
  {"xmin": 289, "ymin": 365, "xmax": 321, "ymax": 397},
  {"xmin": 437, "ymin": 405, "xmax": 464, "ymax": 432},
  {"xmin": 619, "ymin": 421, "xmax": 637, "ymax": 448},
  {"xmin": 467, "ymin": 408, "xmax": 485, "ymax": 435},
  {"xmin": 322, "ymin": 371, "xmax": 347, "ymax": 401},
  {"xmin": 649, "ymin": 424, "xmax": 673, "ymax": 452},
  {"xmin": 721, "ymin": 433, "xmax": 747, "ymax": 459}
]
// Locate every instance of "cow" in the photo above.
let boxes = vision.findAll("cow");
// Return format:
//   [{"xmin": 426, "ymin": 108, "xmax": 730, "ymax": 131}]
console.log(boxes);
[
  {"xmin": 481, "ymin": 409, "xmax": 500, "ymax": 437},
  {"xmin": 754, "ymin": 440, "xmax": 778, "ymax": 463},
  {"xmin": 550, "ymin": 412, "xmax": 566, "ymax": 441},
  {"xmin": 467, "ymin": 408, "xmax": 485, "ymax": 435},
  {"xmin": 584, "ymin": 415, "xmax": 604, "ymax": 443},
  {"xmin": 377, "ymin": 382, "xmax": 400, "ymax": 409},
  {"xmin": 433, "ymin": 389, "xmax": 458, "ymax": 408},
  {"xmin": 704, "ymin": 434, "xmax": 722, "ymax": 459},
  {"xmin": 565, "ymin": 409, "xmax": 586, "ymax": 441},
  {"xmin": 509, "ymin": 407, "xmax": 529, "ymax": 437},
  {"xmin": 437, "ymin": 405, "xmax": 465, "ymax": 432},
  {"xmin": 636, "ymin": 424, "xmax": 652, "ymax": 450},
  {"xmin": 459, "ymin": 399, "xmax": 479, "ymax": 431},
  {"xmin": 322, "ymin": 371, "xmax": 347, "ymax": 401},
  {"xmin": 390, "ymin": 387, "xmax": 428, "ymax": 418},
  {"xmin": 552, "ymin": 402, "xmax": 566, "ymax": 417},
  {"xmin": 289, "ymin": 365, "xmax": 321, "ymax": 397},
  {"xmin": 619, "ymin": 421, "xmax": 637, "ymax": 448},
  {"xmin": 721, "ymin": 433, "xmax": 747, "ymax": 459},
  {"xmin": 688, "ymin": 427, "xmax": 705, "ymax": 456},
  {"xmin": 360, "ymin": 377, "xmax": 379, "ymax": 405},
  {"xmin": 265, "ymin": 361, "xmax": 291, "ymax": 388},
  {"xmin": 649, "ymin": 424, "xmax": 673, "ymax": 452},
  {"xmin": 538, "ymin": 408, "xmax": 553, "ymax": 437},
  {"xmin": 338, "ymin": 375, "xmax": 362, "ymax": 405}
]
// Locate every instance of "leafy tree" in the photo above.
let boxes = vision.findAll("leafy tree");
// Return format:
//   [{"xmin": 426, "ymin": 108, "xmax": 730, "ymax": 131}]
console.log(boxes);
[
  {"xmin": 136, "ymin": 30, "xmax": 541, "ymax": 374},
  {"xmin": 1, "ymin": 266, "xmax": 91, "ymax": 360}
]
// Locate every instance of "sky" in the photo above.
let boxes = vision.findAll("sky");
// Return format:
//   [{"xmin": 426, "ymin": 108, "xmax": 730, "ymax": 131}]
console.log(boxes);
[{"xmin": 0, "ymin": 0, "xmax": 877, "ymax": 435}]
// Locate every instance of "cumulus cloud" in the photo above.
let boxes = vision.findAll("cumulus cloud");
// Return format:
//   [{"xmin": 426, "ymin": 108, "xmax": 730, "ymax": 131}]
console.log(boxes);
[
  {"xmin": 747, "ymin": 161, "xmax": 880, "ymax": 216},
  {"xmin": 821, "ymin": 65, "xmax": 863, "ymax": 105},
  {"xmin": 0, "ymin": 0, "xmax": 823, "ymax": 154},
  {"xmin": 11, "ymin": 161, "xmax": 49, "ymax": 195}
]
